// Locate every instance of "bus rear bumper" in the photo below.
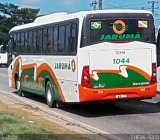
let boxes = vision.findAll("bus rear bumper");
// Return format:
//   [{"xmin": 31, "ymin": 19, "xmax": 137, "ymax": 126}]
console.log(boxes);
[{"xmin": 78, "ymin": 84, "xmax": 157, "ymax": 102}]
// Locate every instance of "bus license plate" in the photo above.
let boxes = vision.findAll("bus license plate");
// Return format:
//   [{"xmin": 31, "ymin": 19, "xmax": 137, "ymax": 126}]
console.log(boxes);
[{"xmin": 115, "ymin": 94, "xmax": 128, "ymax": 99}]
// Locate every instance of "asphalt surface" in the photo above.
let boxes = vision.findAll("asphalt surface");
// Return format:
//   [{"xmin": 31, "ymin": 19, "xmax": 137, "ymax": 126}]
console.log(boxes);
[{"xmin": 1, "ymin": 67, "xmax": 160, "ymax": 139}]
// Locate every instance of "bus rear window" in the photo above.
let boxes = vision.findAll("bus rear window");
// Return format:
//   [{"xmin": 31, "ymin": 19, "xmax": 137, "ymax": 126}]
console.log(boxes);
[{"xmin": 90, "ymin": 19, "xmax": 151, "ymax": 43}]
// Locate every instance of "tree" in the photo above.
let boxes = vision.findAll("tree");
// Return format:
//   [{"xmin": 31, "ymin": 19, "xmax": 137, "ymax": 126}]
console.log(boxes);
[
  {"xmin": 0, "ymin": 3, "xmax": 40, "ymax": 48},
  {"xmin": 10, "ymin": 8, "xmax": 40, "ymax": 26}
]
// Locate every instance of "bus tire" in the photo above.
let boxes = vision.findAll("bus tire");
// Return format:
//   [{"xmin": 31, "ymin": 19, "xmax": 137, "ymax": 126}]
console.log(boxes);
[
  {"xmin": 15, "ymin": 78, "xmax": 24, "ymax": 96},
  {"xmin": 55, "ymin": 101, "xmax": 66, "ymax": 108},
  {"xmin": 46, "ymin": 81, "xmax": 56, "ymax": 108},
  {"xmin": 15, "ymin": 77, "xmax": 21, "ymax": 96}
]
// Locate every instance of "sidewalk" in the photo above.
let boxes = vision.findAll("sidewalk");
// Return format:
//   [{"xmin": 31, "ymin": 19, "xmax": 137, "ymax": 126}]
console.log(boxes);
[{"xmin": 142, "ymin": 92, "xmax": 160, "ymax": 104}]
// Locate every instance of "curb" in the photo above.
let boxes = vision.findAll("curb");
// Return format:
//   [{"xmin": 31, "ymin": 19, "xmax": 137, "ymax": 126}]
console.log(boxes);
[{"xmin": 0, "ymin": 89, "xmax": 125, "ymax": 140}]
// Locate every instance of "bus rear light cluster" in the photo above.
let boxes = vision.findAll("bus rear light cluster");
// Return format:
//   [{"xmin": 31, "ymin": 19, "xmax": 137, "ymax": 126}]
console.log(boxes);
[
  {"xmin": 150, "ymin": 63, "xmax": 157, "ymax": 85},
  {"xmin": 81, "ymin": 66, "xmax": 91, "ymax": 88}
]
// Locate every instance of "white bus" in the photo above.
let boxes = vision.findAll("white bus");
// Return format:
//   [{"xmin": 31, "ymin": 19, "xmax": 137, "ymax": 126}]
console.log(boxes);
[
  {"xmin": 8, "ymin": 10, "xmax": 157, "ymax": 108},
  {"xmin": 0, "ymin": 45, "xmax": 8, "ymax": 67}
]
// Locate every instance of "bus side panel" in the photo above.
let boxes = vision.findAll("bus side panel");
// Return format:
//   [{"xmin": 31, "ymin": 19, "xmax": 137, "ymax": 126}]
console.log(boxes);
[
  {"xmin": 60, "ymin": 80, "xmax": 79, "ymax": 102},
  {"xmin": 53, "ymin": 56, "xmax": 79, "ymax": 102},
  {"xmin": 10, "ymin": 55, "xmax": 79, "ymax": 103}
]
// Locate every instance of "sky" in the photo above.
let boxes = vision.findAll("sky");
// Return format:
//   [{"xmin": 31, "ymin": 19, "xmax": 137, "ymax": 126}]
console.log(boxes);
[{"xmin": 1, "ymin": 0, "xmax": 160, "ymax": 27}]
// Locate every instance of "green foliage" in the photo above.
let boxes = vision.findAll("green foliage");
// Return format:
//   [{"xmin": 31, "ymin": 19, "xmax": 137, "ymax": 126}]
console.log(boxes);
[{"xmin": 0, "ymin": 2, "xmax": 40, "ymax": 47}]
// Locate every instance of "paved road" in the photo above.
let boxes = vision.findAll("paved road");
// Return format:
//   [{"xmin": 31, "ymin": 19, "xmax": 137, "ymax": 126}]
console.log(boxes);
[{"xmin": 1, "ymin": 67, "xmax": 160, "ymax": 139}]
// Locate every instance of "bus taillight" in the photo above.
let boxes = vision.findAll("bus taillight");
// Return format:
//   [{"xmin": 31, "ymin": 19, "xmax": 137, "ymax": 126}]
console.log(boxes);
[
  {"xmin": 150, "ymin": 63, "xmax": 157, "ymax": 85},
  {"xmin": 81, "ymin": 66, "xmax": 91, "ymax": 88}
]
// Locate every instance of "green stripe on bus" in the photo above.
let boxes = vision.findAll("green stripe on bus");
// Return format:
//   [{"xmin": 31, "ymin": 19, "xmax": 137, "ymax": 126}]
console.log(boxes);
[{"xmin": 90, "ymin": 69, "xmax": 149, "ymax": 89}]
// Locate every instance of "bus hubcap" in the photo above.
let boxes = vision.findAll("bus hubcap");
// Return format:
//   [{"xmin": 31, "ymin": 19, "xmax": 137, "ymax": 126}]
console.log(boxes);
[
  {"xmin": 17, "ymin": 80, "xmax": 20, "ymax": 90},
  {"xmin": 47, "ymin": 89, "xmax": 52, "ymax": 102}
]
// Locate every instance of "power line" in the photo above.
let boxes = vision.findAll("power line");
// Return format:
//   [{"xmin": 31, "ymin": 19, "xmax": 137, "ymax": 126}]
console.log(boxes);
[
  {"xmin": 148, "ymin": 1, "xmax": 159, "ymax": 15},
  {"xmin": 89, "ymin": 0, "xmax": 103, "ymax": 10},
  {"xmin": 103, "ymin": 2, "xmax": 146, "ymax": 9},
  {"xmin": 89, "ymin": 0, "xmax": 98, "ymax": 10}
]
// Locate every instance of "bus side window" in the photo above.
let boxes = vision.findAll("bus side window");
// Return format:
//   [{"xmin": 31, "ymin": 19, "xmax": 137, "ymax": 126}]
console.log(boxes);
[
  {"xmin": 13, "ymin": 33, "xmax": 17, "ymax": 53},
  {"xmin": 17, "ymin": 33, "xmax": 20, "ymax": 54},
  {"xmin": 43, "ymin": 28, "xmax": 48, "ymax": 53},
  {"xmin": 12, "ymin": 33, "xmax": 18, "ymax": 57},
  {"xmin": 58, "ymin": 25, "xmax": 65, "ymax": 53},
  {"xmin": 53, "ymin": 26, "xmax": 58, "ymax": 53},
  {"xmin": 20, "ymin": 32, "xmax": 25, "ymax": 53},
  {"xmin": 33, "ymin": 30, "xmax": 37, "ymax": 53},
  {"xmin": 71, "ymin": 23, "xmax": 78, "ymax": 53},
  {"xmin": 47, "ymin": 27, "xmax": 54, "ymax": 54},
  {"xmin": 37, "ymin": 29, "xmax": 43, "ymax": 53},
  {"xmin": 28, "ymin": 31, "xmax": 33, "ymax": 53},
  {"xmin": 25, "ymin": 32, "xmax": 28, "ymax": 53},
  {"xmin": 65, "ymin": 24, "xmax": 71, "ymax": 53}
]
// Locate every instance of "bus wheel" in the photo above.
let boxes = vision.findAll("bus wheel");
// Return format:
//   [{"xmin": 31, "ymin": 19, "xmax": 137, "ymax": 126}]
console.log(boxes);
[
  {"xmin": 55, "ymin": 101, "xmax": 65, "ymax": 108},
  {"xmin": 15, "ymin": 78, "xmax": 24, "ymax": 97},
  {"xmin": 46, "ymin": 81, "xmax": 55, "ymax": 108}
]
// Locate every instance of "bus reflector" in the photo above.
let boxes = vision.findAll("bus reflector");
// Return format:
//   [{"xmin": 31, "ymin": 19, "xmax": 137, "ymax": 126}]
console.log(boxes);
[
  {"xmin": 81, "ymin": 66, "xmax": 91, "ymax": 88},
  {"xmin": 150, "ymin": 63, "xmax": 157, "ymax": 85}
]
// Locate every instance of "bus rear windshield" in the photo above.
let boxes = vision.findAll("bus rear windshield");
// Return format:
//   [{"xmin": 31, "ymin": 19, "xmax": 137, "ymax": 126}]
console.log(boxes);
[{"xmin": 90, "ymin": 18, "xmax": 154, "ymax": 44}]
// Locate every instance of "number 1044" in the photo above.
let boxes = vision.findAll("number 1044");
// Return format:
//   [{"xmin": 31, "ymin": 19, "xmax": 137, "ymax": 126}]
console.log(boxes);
[{"xmin": 113, "ymin": 58, "xmax": 130, "ymax": 64}]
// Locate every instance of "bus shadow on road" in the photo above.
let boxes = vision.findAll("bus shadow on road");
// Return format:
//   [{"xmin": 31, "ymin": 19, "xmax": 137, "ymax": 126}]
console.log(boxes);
[
  {"xmin": 13, "ymin": 90, "xmax": 160, "ymax": 117},
  {"xmin": 13, "ymin": 91, "xmax": 47, "ymax": 104},
  {"xmin": 61, "ymin": 100, "xmax": 160, "ymax": 118}
]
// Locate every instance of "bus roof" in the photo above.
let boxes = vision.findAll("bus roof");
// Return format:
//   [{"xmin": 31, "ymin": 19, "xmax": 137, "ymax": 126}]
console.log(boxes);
[{"xmin": 9, "ymin": 9, "xmax": 152, "ymax": 33}]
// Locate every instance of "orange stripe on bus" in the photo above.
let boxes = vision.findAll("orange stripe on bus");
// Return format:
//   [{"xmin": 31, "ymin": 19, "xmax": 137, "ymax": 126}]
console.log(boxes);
[
  {"xmin": 21, "ymin": 64, "xmax": 36, "ymax": 70},
  {"xmin": 36, "ymin": 63, "xmax": 66, "ymax": 102},
  {"xmin": 90, "ymin": 65, "xmax": 151, "ymax": 81},
  {"xmin": 12, "ymin": 57, "xmax": 20, "ymax": 88}
]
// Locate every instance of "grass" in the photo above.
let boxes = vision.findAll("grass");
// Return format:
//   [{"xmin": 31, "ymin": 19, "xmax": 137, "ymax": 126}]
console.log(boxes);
[{"xmin": 0, "ymin": 101, "xmax": 90, "ymax": 140}]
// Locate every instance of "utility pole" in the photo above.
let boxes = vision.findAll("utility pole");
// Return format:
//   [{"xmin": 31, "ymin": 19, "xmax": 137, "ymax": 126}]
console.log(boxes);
[
  {"xmin": 148, "ymin": 1, "xmax": 159, "ymax": 15},
  {"xmin": 90, "ymin": 0, "xmax": 97, "ymax": 10},
  {"xmin": 99, "ymin": 0, "xmax": 102, "ymax": 10}
]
